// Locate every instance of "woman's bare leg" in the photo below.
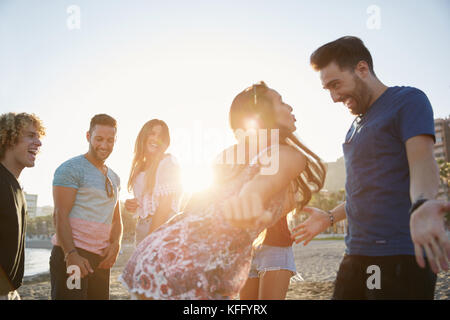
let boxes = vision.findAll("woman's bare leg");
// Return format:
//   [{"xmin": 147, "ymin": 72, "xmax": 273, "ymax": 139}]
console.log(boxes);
[
  {"xmin": 258, "ymin": 270, "xmax": 292, "ymax": 300},
  {"xmin": 239, "ymin": 277, "xmax": 260, "ymax": 300}
]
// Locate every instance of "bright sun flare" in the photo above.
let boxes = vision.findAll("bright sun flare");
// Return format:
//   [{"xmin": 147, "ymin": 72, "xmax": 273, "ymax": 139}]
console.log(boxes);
[{"xmin": 180, "ymin": 164, "xmax": 214, "ymax": 195}]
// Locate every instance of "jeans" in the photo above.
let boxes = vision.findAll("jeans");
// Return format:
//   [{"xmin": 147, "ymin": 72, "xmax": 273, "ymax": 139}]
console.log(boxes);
[{"xmin": 50, "ymin": 245, "xmax": 110, "ymax": 300}]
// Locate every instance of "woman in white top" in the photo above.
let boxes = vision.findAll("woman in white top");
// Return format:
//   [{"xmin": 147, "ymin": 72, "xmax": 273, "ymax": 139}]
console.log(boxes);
[{"xmin": 125, "ymin": 119, "xmax": 182, "ymax": 246}]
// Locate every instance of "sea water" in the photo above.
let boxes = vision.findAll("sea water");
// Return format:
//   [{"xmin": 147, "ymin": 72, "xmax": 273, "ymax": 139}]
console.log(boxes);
[{"xmin": 24, "ymin": 248, "xmax": 51, "ymax": 277}]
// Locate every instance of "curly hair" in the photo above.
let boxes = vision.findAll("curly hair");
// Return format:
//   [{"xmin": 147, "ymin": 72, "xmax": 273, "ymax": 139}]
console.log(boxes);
[{"xmin": 0, "ymin": 112, "xmax": 46, "ymax": 160}]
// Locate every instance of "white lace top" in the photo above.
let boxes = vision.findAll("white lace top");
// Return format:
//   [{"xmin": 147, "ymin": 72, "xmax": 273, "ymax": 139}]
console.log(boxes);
[{"xmin": 132, "ymin": 154, "xmax": 183, "ymax": 219}]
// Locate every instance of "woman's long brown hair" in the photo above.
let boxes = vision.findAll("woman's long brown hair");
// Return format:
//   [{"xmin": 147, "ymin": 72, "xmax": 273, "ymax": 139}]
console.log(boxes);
[
  {"xmin": 127, "ymin": 119, "xmax": 171, "ymax": 195},
  {"xmin": 216, "ymin": 81, "xmax": 326, "ymax": 245}
]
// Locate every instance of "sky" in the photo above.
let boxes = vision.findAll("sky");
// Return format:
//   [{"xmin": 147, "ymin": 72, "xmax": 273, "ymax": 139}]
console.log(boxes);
[{"xmin": 1, "ymin": 0, "xmax": 449, "ymax": 207}]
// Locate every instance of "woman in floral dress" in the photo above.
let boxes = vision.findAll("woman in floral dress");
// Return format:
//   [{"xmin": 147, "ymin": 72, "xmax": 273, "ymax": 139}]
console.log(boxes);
[{"xmin": 120, "ymin": 81, "xmax": 326, "ymax": 299}]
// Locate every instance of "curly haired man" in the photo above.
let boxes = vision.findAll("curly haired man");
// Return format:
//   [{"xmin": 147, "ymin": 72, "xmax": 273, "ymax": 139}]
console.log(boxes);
[{"xmin": 0, "ymin": 112, "xmax": 45, "ymax": 300}]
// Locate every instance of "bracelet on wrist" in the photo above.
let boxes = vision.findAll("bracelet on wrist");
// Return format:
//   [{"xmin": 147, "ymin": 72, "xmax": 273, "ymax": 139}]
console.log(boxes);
[
  {"xmin": 409, "ymin": 198, "xmax": 429, "ymax": 216},
  {"xmin": 64, "ymin": 249, "xmax": 77, "ymax": 261},
  {"xmin": 327, "ymin": 210, "xmax": 335, "ymax": 227}
]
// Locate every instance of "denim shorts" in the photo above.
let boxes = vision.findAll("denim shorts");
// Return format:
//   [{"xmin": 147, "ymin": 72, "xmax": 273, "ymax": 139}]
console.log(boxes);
[{"xmin": 248, "ymin": 244, "xmax": 298, "ymax": 279}]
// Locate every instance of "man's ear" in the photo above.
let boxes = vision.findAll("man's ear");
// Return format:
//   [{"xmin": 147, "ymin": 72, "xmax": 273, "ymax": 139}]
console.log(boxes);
[
  {"xmin": 355, "ymin": 60, "xmax": 370, "ymax": 79},
  {"xmin": 86, "ymin": 131, "xmax": 91, "ymax": 143}
]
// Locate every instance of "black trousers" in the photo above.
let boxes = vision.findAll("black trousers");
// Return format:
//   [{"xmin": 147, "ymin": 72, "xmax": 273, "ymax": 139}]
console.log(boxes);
[
  {"xmin": 50, "ymin": 246, "xmax": 110, "ymax": 300},
  {"xmin": 332, "ymin": 254, "xmax": 437, "ymax": 300}
]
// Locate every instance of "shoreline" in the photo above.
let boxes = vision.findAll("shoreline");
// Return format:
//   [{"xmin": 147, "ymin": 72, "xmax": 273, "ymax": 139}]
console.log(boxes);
[{"xmin": 26, "ymin": 239, "xmax": 53, "ymax": 250}]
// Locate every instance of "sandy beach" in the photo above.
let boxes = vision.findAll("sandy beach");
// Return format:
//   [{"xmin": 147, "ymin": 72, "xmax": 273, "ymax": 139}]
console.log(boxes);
[{"xmin": 18, "ymin": 240, "xmax": 449, "ymax": 300}]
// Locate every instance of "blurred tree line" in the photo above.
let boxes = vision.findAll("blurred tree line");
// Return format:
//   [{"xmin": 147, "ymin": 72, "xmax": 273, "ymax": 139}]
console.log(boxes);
[{"xmin": 26, "ymin": 215, "xmax": 55, "ymax": 239}]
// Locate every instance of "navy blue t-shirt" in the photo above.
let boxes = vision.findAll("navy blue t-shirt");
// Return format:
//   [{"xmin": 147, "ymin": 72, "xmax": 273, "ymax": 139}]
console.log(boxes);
[{"xmin": 343, "ymin": 86, "xmax": 435, "ymax": 256}]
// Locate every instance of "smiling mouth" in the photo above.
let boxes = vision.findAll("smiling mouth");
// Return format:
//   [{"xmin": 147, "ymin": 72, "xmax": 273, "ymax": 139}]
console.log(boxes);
[
  {"xmin": 344, "ymin": 97, "xmax": 355, "ymax": 109},
  {"xmin": 97, "ymin": 149, "xmax": 109, "ymax": 156}
]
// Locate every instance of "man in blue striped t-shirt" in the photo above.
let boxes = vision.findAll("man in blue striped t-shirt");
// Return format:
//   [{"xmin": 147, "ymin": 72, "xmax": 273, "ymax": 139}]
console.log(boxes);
[{"xmin": 50, "ymin": 114, "xmax": 123, "ymax": 300}]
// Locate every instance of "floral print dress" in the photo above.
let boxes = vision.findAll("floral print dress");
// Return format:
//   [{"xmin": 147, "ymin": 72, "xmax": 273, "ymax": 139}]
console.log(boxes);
[{"xmin": 119, "ymin": 155, "xmax": 287, "ymax": 300}]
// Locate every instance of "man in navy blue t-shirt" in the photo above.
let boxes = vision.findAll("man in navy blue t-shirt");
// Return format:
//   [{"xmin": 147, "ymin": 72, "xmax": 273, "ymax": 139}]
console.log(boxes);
[{"xmin": 291, "ymin": 36, "xmax": 449, "ymax": 299}]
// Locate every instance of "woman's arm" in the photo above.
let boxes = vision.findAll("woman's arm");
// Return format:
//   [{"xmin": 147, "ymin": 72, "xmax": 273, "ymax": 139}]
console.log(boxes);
[
  {"xmin": 223, "ymin": 145, "xmax": 306, "ymax": 228},
  {"xmin": 146, "ymin": 155, "xmax": 181, "ymax": 233},
  {"xmin": 148, "ymin": 195, "xmax": 174, "ymax": 233}
]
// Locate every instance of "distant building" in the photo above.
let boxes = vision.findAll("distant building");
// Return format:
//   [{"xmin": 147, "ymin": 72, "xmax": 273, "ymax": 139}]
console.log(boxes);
[
  {"xmin": 434, "ymin": 117, "xmax": 450, "ymax": 200},
  {"xmin": 324, "ymin": 156, "xmax": 346, "ymax": 193},
  {"xmin": 435, "ymin": 117, "xmax": 450, "ymax": 162},
  {"xmin": 24, "ymin": 193, "xmax": 38, "ymax": 218},
  {"xmin": 36, "ymin": 205, "xmax": 54, "ymax": 217}
]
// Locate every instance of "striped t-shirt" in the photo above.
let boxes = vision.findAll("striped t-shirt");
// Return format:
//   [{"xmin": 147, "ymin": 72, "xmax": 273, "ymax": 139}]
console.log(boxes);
[{"xmin": 51, "ymin": 155, "xmax": 120, "ymax": 255}]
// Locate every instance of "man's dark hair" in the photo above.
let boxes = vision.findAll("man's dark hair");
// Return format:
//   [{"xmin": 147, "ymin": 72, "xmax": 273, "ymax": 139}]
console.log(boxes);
[
  {"xmin": 89, "ymin": 114, "xmax": 117, "ymax": 133},
  {"xmin": 310, "ymin": 36, "xmax": 376, "ymax": 76}
]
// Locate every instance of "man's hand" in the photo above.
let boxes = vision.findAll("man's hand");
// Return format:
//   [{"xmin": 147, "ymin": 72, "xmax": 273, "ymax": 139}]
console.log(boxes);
[
  {"xmin": 124, "ymin": 198, "xmax": 139, "ymax": 213},
  {"xmin": 66, "ymin": 252, "xmax": 94, "ymax": 278},
  {"xmin": 98, "ymin": 241, "xmax": 121, "ymax": 269},
  {"xmin": 410, "ymin": 200, "xmax": 450, "ymax": 274},
  {"xmin": 291, "ymin": 207, "xmax": 331, "ymax": 246}
]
